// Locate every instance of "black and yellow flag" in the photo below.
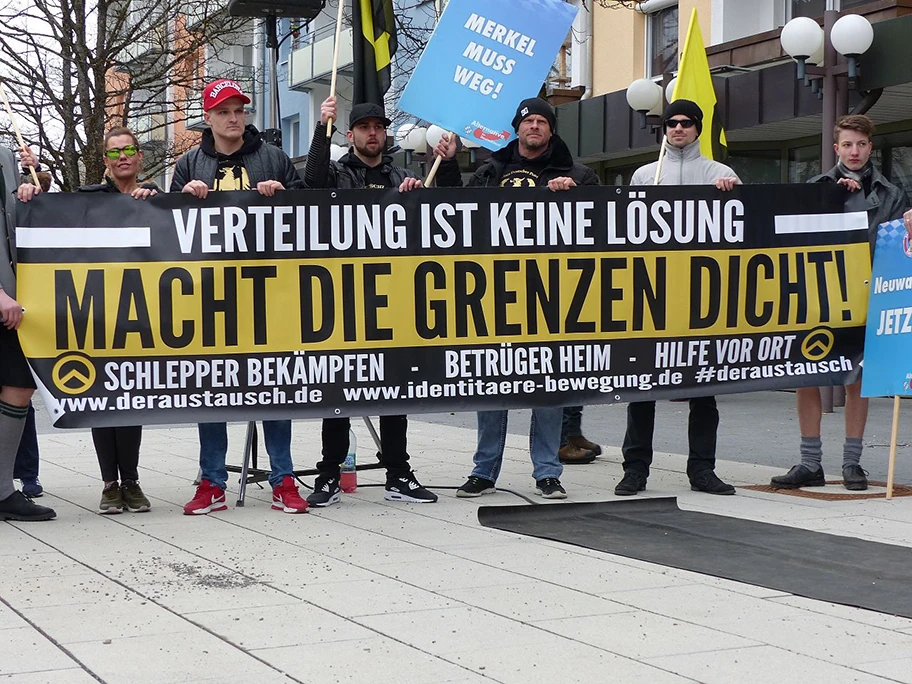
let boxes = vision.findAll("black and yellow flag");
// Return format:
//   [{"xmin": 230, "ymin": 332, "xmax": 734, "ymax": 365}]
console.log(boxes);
[{"xmin": 352, "ymin": 0, "xmax": 398, "ymax": 106}]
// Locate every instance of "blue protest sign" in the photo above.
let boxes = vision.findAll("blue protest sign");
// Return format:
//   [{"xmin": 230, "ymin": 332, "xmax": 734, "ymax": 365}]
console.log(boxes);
[
  {"xmin": 397, "ymin": 0, "xmax": 577, "ymax": 151},
  {"xmin": 861, "ymin": 219, "xmax": 912, "ymax": 397}
]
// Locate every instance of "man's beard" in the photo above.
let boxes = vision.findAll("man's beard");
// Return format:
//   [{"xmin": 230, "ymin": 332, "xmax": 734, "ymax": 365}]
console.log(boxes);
[
  {"xmin": 354, "ymin": 140, "xmax": 383, "ymax": 160},
  {"xmin": 523, "ymin": 135, "xmax": 546, "ymax": 150}
]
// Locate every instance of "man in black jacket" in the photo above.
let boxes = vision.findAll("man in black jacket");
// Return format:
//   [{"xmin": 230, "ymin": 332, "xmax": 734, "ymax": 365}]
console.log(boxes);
[
  {"xmin": 433, "ymin": 97, "xmax": 600, "ymax": 499},
  {"xmin": 302, "ymin": 96, "xmax": 437, "ymax": 506},
  {"xmin": 172, "ymin": 80, "xmax": 309, "ymax": 516}
]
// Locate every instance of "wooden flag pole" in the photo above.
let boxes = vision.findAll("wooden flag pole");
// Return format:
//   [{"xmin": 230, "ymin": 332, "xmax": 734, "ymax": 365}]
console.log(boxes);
[
  {"xmin": 0, "ymin": 83, "xmax": 40, "ymax": 186},
  {"xmin": 886, "ymin": 395, "xmax": 902, "ymax": 500},
  {"xmin": 652, "ymin": 136, "xmax": 667, "ymax": 185},
  {"xmin": 421, "ymin": 0, "xmax": 448, "ymax": 186},
  {"xmin": 326, "ymin": 0, "xmax": 346, "ymax": 138},
  {"xmin": 423, "ymin": 133, "xmax": 453, "ymax": 187}
]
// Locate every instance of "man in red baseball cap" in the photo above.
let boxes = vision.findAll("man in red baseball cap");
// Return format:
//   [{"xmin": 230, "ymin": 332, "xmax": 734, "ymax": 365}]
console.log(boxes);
[
  {"xmin": 171, "ymin": 79, "xmax": 300, "ymax": 197},
  {"xmin": 170, "ymin": 79, "xmax": 307, "ymax": 516}
]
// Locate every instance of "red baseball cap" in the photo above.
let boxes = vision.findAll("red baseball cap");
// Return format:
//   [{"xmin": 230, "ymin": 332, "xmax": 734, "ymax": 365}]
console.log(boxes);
[{"xmin": 202, "ymin": 79, "xmax": 251, "ymax": 111}]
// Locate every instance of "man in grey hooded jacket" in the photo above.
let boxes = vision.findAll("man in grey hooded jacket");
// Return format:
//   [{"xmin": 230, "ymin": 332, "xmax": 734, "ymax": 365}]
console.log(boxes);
[{"xmin": 616, "ymin": 99, "xmax": 740, "ymax": 498}]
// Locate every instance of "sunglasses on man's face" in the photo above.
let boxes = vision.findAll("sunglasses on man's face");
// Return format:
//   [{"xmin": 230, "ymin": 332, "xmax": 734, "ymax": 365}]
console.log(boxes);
[
  {"xmin": 105, "ymin": 145, "xmax": 139, "ymax": 160},
  {"xmin": 665, "ymin": 119, "xmax": 697, "ymax": 129}
]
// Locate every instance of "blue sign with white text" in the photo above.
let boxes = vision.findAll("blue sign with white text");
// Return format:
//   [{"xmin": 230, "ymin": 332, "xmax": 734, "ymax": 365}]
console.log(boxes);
[
  {"xmin": 397, "ymin": 0, "xmax": 577, "ymax": 151},
  {"xmin": 862, "ymin": 219, "xmax": 912, "ymax": 397}
]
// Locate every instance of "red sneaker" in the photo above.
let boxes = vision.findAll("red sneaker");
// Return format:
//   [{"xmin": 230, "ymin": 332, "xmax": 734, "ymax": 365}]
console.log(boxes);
[
  {"xmin": 183, "ymin": 479, "xmax": 228, "ymax": 515},
  {"xmin": 272, "ymin": 476, "xmax": 308, "ymax": 514}
]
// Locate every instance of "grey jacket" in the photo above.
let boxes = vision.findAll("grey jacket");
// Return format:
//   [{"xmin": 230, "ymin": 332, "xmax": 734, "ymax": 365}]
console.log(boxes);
[
  {"xmin": 631, "ymin": 139, "xmax": 739, "ymax": 186},
  {"xmin": 810, "ymin": 164, "xmax": 907, "ymax": 249},
  {"xmin": 1, "ymin": 147, "xmax": 19, "ymax": 297}
]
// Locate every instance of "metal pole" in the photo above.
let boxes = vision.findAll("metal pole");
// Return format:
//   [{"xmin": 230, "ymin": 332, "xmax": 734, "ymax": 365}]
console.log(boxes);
[{"xmin": 820, "ymin": 9, "xmax": 839, "ymax": 172}]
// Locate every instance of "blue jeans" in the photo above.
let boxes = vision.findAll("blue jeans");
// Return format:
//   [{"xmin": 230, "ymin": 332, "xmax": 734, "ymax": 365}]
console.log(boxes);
[
  {"xmin": 198, "ymin": 421, "xmax": 293, "ymax": 489},
  {"xmin": 560, "ymin": 406, "xmax": 583, "ymax": 446},
  {"xmin": 471, "ymin": 408, "xmax": 563, "ymax": 483}
]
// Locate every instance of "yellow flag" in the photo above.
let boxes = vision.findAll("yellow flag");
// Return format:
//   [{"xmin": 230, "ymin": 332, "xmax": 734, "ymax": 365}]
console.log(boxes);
[{"xmin": 671, "ymin": 8, "xmax": 726, "ymax": 160}]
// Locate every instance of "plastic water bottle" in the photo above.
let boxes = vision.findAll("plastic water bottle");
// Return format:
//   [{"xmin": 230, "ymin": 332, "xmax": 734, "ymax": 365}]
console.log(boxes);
[{"xmin": 340, "ymin": 428, "xmax": 357, "ymax": 493}]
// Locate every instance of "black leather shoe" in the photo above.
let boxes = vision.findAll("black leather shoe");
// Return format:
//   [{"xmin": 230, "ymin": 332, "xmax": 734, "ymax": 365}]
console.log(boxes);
[
  {"xmin": 614, "ymin": 471, "xmax": 647, "ymax": 496},
  {"xmin": 690, "ymin": 470, "xmax": 735, "ymax": 495},
  {"xmin": 770, "ymin": 464, "xmax": 825, "ymax": 489},
  {"xmin": 843, "ymin": 464, "xmax": 868, "ymax": 491},
  {"xmin": 0, "ymin": 491, "xmax": 56, "ymax": 521}
]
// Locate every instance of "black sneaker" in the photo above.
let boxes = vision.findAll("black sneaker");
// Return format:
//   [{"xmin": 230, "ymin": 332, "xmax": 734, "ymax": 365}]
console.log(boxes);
[
  {"xmin": 456, "ymin": 476, "xmax": 496, "ymax": 498},
  {"xmin": 690, "ymin": 470, "xmax": 735, "ymax": 495},
  {"xmin": 0, "ymin": 491, "xmax": 56, "ymax": 521},
  {"xmin": 307, "ymin": 474, "xmax": 342, "ymax": 507},
  {"xmin": 614, "ymin": 471, "xmax": 647, "ymax": 496},
  {"xmin": 770, "ymin": 464, "xmax": 825, "ymax": 489},
  {"xmin": 535, "ymin": 478, "xmax": 567, "ymax": 499},
  {"xmin": 385, "ymin": 472, "xmax": 438, "ymax": 503},
  {"xmin": 843, "ymin": 464, "xmax": 868, "ymax": 491}
]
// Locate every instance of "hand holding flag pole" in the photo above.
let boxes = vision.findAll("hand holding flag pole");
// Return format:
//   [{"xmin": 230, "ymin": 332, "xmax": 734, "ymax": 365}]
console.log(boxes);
[
  {"xmin": 0, "ymin": 83, "xmax": 40, "ymax": 186},
  {"xmin": 326, "ymin": 0, "xmax": 346, "ymax": 138},
  {"xmin": 652, "ymin": 136, "xmax": 667, "ymax": 185}
]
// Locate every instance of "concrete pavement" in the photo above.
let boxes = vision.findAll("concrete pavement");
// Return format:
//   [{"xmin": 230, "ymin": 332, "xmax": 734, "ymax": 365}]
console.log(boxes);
[{"xmin": 4, "ymin": 405, "xmax": 912, "ymax": 683}]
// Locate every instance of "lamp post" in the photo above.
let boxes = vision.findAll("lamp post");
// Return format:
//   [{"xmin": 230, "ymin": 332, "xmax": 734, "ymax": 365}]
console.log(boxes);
[{"xmin": 780, "ymin": 2, "xmax": 874, "ymax": 412}]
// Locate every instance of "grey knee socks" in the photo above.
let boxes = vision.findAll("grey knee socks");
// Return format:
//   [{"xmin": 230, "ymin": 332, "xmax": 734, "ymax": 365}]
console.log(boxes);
[
  {"xmin": 800, "ymin": 436, "xmax": 823, "ymax": 472},
  {"xmin": 0, "ymin": 401, "xmax": 29, "ymax": 500},
  {"xmin": 843, "ymin": 438, "xmax": 863, "ymax": 468}
]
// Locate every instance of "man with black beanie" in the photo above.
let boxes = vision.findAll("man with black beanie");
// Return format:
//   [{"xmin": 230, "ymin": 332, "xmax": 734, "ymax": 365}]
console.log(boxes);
[
  {"xmin": 433, "ymin": 97, "xmax": 600, "ymax": 500},
  {"xmin": 301, "ymin": 95, "xmax": 439, "ymax": 506},
  {"xmin": 617, "ymin": 99, "xmax": 740, "ymax": 497}
]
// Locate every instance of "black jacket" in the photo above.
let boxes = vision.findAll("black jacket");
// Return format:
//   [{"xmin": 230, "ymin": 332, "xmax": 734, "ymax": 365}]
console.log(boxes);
[
  {"xmin": 440, "ymin": 134, "xmax": 599, "ymax": 188},
  {"xmin": 170, "ymin": 125, "xmax": 302, "ymax": 192},
  {"xmin": 303, "ymin": 122, "xmax": 420, "ymax": 189}
]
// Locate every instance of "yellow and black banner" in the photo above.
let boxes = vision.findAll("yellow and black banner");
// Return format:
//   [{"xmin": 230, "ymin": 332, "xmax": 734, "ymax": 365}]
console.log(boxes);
[
  {"xmin": 353, "ymin": 0, "xmax": 397, "ymax": 106},
  {"xmin": 16, "ymin": 184, "xmax": 866, "ymax": 427}
]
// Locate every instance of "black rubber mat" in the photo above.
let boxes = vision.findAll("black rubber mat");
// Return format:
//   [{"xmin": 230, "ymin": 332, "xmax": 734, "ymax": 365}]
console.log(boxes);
[{"xmin": 478, "ymin": 497, "xmax": 912, "ymax": 618}]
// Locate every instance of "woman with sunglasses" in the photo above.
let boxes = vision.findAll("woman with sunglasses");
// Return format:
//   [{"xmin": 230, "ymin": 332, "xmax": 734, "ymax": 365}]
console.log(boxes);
[{"xmin": 80, "ymin": 127, "xmax": 158, "ymax": 513}]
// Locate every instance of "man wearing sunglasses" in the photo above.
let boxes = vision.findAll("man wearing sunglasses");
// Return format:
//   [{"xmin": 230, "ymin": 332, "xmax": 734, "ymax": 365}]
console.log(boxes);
[
  {"xmin": 0, "ymin": 143, "xmax": 55, "ymax": 520},
  {"xmin": 171, "ymin": 79, "xmax": 308, "ymax": 516},
  {"xmin": 616, "ymin": 99, "xmax": 740, "ymax": 497}
]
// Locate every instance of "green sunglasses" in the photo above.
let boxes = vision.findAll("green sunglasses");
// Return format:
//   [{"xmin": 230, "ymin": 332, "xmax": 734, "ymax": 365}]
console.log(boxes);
[{"xmin": 105, "ymin": 145, "xmax": 139, "ymax": 160}]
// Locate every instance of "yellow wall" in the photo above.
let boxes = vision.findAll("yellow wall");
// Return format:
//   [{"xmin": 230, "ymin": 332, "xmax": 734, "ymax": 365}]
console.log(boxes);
[{"xmin": 591, "ymin": 2, "xmax": 715, "ymax": 98}]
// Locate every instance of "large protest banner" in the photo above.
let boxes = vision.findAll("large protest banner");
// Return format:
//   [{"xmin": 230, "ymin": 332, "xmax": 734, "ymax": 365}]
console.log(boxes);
[
  {"xmin": 16, "ymin": 184, "xmax": 866, "ymax": 427},
  {"xmin": 397, "ymin": 0, "xmax": 577, "ymax": 150},
  {"xmin": 862, "ymin": 219, "xmax": 912, "ymax": 397}
]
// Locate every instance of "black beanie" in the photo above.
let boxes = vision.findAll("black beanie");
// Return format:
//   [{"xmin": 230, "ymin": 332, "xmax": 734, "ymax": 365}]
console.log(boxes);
[
  {"xmin": 664, "ymin": 99, "xmax": 704, "ymax": 135},
  {"xmin": 511, "ymin": 98, "xmax": 556, "ymax": 132}
]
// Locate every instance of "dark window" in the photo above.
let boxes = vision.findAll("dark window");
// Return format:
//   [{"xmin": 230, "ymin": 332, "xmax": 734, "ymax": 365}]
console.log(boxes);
[{"xmin": 649, "ymin": 7, "xmax": 679, "ymax": 77}]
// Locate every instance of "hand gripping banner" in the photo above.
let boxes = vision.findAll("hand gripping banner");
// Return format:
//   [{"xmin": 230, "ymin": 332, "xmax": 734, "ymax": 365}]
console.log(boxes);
[{"xmin": 15, "ymin": 184, "xmax": 865, "ymax": 427}]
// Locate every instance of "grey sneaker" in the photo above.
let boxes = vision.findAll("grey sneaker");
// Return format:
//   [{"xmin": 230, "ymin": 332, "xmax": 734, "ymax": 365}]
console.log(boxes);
[
  {"xmin": 121, "ymin": 481, "xmax": 151, "ymax": 512},
  {"xmin": 99, "ymin": 483, "xmax": 124, "ymax": 514}
]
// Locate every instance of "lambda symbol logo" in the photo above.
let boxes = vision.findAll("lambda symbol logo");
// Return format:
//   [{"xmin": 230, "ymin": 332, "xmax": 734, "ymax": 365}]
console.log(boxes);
[
  {"xmin": 52, "ymin": 354, "xmax": 96, "ymax": 395},
  {"xmin": 801, "ymin": 328, "xmax": 834, "ymax": 361}
]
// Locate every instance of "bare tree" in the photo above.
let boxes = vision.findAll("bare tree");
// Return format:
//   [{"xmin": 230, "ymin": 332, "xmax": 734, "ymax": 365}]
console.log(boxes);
[{"xmin": 0, "ymin": 0, "xmax": 248, "ymax": 190}]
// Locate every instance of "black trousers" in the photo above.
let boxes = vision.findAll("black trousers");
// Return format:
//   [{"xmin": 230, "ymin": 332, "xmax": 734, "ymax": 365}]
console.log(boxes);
[
  {"xmin": 318, "ymin": 415, "xmax": 410, "ymax": 478},
  {"xmin": 621, "ymin": 397, "xmax": 718, "ymax": 479},
  {"xmin": 91, "ymin": 426, "xmax": 142, "ymax": 482}
]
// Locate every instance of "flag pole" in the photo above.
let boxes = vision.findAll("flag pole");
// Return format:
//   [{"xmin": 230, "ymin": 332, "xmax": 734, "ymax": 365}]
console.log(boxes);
[
  {"xmin": 0, "ymin": 84, "xmax": 40, "ymax": 186},
  {"xmin": 886, "ymin": 394, "xmax": 901, "ymax": 500},
  {"xmin": 422, "ymin": 0, "xmax": 449, "ymax": 186},
  {"xmin": 423, "ymin": 134, "xmax": 452, "ymax": 186},
  {"xmin": 652, "ymin": 136, "xmax": 667, "ymax": 185},
  {"xmin": 326, "ymin": 0, "xmax": 346, "ymax": 139}
]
